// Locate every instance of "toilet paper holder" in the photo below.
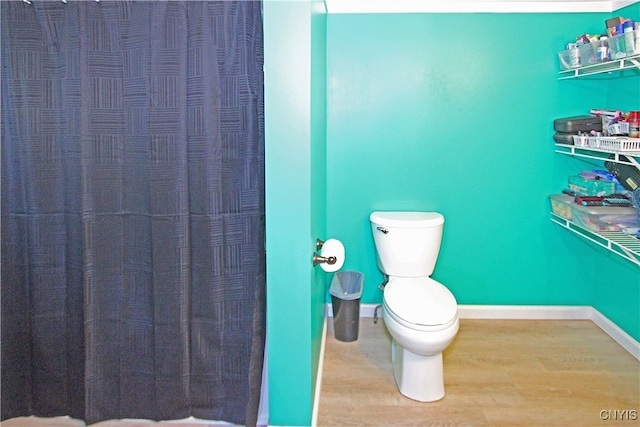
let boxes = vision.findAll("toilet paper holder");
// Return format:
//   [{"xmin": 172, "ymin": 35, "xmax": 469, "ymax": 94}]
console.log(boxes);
[
  {"xmin": 313, "ymin": 253, "xmax": 336, "ymax": 267},
  {"xmin": 313, "ymin": 239, "xmax": 337, "ymax": 267}
]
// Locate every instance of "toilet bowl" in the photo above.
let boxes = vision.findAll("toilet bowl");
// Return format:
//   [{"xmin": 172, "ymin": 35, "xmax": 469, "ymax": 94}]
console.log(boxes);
[
  {"xmin": 370, "ymin": 211, "xmax": 459, "ymax": 402},
  {"xmin": 382, "ymin": 276, "xmax": 458, "ymax": 402}
]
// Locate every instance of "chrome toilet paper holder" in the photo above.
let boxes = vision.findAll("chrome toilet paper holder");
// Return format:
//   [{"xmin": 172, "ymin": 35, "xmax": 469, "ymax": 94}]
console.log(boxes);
[{"xmin": 313, "ymin": 239, "xmax": 337, "ymax": 267}]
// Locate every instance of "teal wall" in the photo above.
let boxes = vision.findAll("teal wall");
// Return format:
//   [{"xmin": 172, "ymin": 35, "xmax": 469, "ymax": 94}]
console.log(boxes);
[
  {"xmin": 264, "ymin": 1, "xmax": 326, "ymax": 425},
  {"xmin": 326, "ymin": 9, "xmax": 639, "ymax": 337},
  {"xmin": 592, "ymin": 1, "xmax": 640, "ymax": 343},
  {"xmin": 310, "ymin": 0, "xmax": 328, "ymax": 409},
  {"xmin": 265, "ymin": 3, "xmax": 639, "ymax": 426}
]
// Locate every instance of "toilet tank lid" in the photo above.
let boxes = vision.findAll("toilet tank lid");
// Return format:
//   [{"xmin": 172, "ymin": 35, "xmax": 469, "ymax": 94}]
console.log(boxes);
[{"xmin": 370, "ymin": 211, "xmax": 444, "ymax": 228}]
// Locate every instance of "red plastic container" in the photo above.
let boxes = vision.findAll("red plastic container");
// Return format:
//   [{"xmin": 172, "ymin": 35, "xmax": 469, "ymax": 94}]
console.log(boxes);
[{"xmin": 628, "ymin": 111, "xmax": 640, "ymax": 138}]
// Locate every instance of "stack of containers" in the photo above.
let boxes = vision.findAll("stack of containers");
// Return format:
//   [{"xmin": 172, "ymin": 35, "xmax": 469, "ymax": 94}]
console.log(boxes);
[
  {"xmin": 608, "ymin": 19, "xmax": 640, "ymax": 59},
  {"xmin": 550, "ymin": 170, "xmax": 639, "ymax": 233},
  {"xmin": 553, "ymin": 18, "xmax": 640, "ymax": 236},
  {"xmin": 557, "ymin": 17, "xmax": 639, "ymax": 70},
  {"xmin": 553, "ymin": 115, "xmax": 602, "ymax": 146},
  {"xmin": 554, "ymin": 110, "xmax": 640, "ymax": 148}
]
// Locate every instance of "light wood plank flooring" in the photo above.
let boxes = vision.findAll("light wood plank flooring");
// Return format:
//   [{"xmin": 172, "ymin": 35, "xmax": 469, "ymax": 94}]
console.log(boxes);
[{"xmin": 317, "ymin": 319, "xmax": 639, "ymax": 426}]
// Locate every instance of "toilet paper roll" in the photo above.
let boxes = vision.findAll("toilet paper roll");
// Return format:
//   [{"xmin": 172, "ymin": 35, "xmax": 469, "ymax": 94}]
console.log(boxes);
[{"xmin": 319, "ymin": 238, "xmax": 345, "ymax": 272}]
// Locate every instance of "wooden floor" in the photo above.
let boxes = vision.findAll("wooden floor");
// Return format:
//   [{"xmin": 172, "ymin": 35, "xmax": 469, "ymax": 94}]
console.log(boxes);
[{"xmin": 317, "ymin": 319, "xmax": 639, "ymax": 426}]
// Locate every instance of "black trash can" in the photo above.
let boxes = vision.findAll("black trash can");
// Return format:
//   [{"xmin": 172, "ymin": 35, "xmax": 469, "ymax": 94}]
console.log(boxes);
[{"xmin": 329, "ymin": 271, "xmax": 364, "ymax": 342}]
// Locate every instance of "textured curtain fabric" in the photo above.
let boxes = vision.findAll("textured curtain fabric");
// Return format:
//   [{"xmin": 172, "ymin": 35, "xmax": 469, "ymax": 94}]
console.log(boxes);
[{"xmin": 1, "ymin": 1, "xmax": 265, "ymax": 425}]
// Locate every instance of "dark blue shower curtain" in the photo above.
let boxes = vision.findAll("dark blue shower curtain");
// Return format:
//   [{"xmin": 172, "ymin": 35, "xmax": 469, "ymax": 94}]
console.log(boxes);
[{"xmin": 1, "ymin": 1, "xmax": 265, "ymax": 425}]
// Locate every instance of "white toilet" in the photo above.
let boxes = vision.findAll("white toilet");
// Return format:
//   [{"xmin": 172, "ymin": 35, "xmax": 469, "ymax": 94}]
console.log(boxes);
[{"xmin": 370, "ymin": 211, "xmax": 459, "ymax": 402}]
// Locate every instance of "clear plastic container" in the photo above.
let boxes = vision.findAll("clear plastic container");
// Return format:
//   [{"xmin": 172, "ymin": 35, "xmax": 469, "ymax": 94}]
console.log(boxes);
[
  {"xmin": 571, "ymin": 204, "xmax": 639, "ymax": 232},
  {"xmin": 595, "ymin": 37, "xmax": 610, "ymax": 62},
  {"xmin": 609, "ymin": 33, "xmax": 627, "ymax": 59},
  {"xmin": 578, "ymin": 42, "xmax": 598, "ymax": 66},
  {"xmin": 558, "ymin": 47, "xmax": 580, "ymax": 70},
  {"xmin": 624, "ymin": 29, "xmax": 636, "ymax": 56},
  {"xmin": 549, "ymin": 194, "xmax": 574, "ymax": 220}
]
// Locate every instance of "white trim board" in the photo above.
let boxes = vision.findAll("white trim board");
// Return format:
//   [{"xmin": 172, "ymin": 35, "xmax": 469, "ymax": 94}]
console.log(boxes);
[
  {"xmin": 311, "ymin": 315, "xmax": 328, "ymax": 427},
  {"xmin": 325, "ymin": 0, "xmax": 639, "ymax": 14},
  {"xmin": 327, "ymin": 303, "xmax": 640, "ymax": 360},
  {"xmin": 457, "ymin": 304, "xmax": 593, "ymax": 319}
]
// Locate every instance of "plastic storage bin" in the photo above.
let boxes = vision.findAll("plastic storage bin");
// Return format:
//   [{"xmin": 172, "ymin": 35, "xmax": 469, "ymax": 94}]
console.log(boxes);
[
  {"xmin": 572, "ymin": 135, "xmax": 599, "ymax": 148},
  {"xmin": 598, "ymin": 137, "xmax": 640, "ymax": 152},
  {"xmin": 329, "ymin": 271, "xmax": 364, "ymax": 342},
  {"xmin": 570, "ymin": 204, "xmax": 639, "ymax": 232},
  {"xmin": 578, "ymin": 41, "xmax": 600, "ymax": 66},
  {"xmin": 609, "ymin": 32, "xmax": 628, "ymax": 59},
  {"xmin": 593, "ymin": 38, "xmax": 611, "ymax": 62},
  {"xmin": 625, "ymin": 29, "xmax": 638, "ymax": 56},
  {"xmin": 549, "ymin": 194, "xmax": 574, "ymax": 220},
  {"xmin": 568, "ymin": 176, "xmax": 616, "ymax": 196},
  {"xmin": 558, "ymin": 47, "xmax": 580, "ymax": 70}
]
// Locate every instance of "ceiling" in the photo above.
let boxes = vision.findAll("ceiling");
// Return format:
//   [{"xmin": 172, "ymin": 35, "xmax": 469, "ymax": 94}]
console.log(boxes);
[{"xmin": 324, "ymin": 0, "xmax": 639, "ymax": 14}]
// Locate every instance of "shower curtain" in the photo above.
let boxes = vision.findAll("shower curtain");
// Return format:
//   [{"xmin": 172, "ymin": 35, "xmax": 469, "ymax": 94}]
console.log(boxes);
[{"xmin": 1, "ymin": 1, "xmax": 265, "ymax": 425}]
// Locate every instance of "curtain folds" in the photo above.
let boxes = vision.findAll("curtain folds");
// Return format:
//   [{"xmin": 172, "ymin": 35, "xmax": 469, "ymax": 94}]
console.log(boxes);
[{"xmin": 1, "ymin": 2, "xmax": 265, "ymax": 425}]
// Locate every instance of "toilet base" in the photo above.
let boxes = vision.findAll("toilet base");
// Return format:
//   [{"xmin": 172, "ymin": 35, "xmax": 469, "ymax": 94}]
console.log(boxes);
[{"xmin": 391, "ymin": 339, "xmax": 445, "ymax": 402}]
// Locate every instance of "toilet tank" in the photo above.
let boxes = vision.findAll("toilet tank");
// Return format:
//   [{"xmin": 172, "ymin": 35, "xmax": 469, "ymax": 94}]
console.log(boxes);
[{"xmin": 370, "ymin": 211, "xmax": 444, "ymax": 277}]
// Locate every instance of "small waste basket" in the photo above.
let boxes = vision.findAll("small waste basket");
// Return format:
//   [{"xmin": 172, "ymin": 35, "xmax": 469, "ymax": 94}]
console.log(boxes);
[{"xmin": 329, "ymin": 271, "xmax": 364, "ymax": 342}]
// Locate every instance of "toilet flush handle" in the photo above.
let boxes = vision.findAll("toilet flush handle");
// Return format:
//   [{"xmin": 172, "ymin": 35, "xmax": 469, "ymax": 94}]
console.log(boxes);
[{"xmin": 376, "ymin": 226, "xmax": 388, "ymax": 234}]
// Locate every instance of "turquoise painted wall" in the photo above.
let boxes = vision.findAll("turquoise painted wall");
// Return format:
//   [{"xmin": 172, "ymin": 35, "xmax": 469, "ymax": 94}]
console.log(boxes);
[
  {"xmin": 265, "ymin": 4, "xmax": 638, "ymax": 425},
  {"xmin": 326, "ymin": 11, "xmax": 639, "ymax": 338},
  {"xmin": 310, "ymin": 0, "xmax": 328, "ymax": 408},
  {"xmin": 264, "ymin": 1, "xmax": 327, "ymax": 425},
  {"xmin": 591, "ymin": 2, "xmax": 640, "ymax": 342}
]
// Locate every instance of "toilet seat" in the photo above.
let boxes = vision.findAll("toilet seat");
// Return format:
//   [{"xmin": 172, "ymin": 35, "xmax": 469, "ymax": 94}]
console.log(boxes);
[{"xmin": 383, "ymin": 277, "xmax": 457, "ymax": 332}]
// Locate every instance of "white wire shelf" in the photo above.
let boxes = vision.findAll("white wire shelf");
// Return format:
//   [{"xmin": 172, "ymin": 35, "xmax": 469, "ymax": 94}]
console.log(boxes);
[
  {"xmin": 558, "ymin": 54, "xmax": 640, "ymax": 80},
  {"xmin": 554, "ymin": 144, "xmax": 640, "ymax": 168},
  {"xmin": 550, "ymin": 213, "xmax": 640, "ymax": 266}
]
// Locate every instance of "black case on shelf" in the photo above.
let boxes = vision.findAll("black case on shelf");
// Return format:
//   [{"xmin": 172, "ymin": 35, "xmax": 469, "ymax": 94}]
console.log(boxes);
[
  {"xmin": 605, "ymin": 155, "xmax": 640, "ymax": 192},
  {"xmin": 554, "ymin": 115, "xmax": 603, "ymax": 133},
  {"xmin": 553, "ymin": 132, "xmax": 576, "ymax": 144}
]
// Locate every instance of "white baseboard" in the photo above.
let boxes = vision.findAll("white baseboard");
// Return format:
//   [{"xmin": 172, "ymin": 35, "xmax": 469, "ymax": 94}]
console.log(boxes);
[
  {"xmin": 590, "ymin": 309, "xmax": 640, "ymax": 360},
  {"xmin": 332, "ymin": 303, "xmax": 595, "ymax": 319},
  {"xmin": 311, "ymin": 313, "xmax": 328, "ymax": 427},
  {"xmin": 333, "ymin": 303, "xmax": 639, "ymax": 361},
  {"xmin": 456, "ymin": 304, "xmax": 594, "ymax": 320},
  {"xmin": 326, "ymin": 302, "xmax": 382, "ymax": 319}
]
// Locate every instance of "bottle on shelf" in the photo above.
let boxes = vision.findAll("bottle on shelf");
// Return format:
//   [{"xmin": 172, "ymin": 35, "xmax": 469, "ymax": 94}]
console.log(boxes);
[{"xmin": 629, "ymin": 111, "xmax": 640, "ymax": 139}]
